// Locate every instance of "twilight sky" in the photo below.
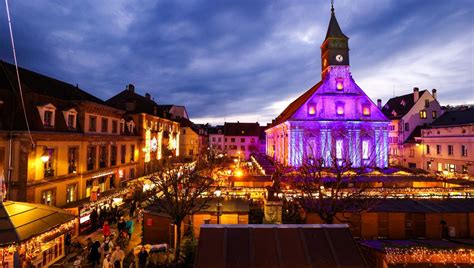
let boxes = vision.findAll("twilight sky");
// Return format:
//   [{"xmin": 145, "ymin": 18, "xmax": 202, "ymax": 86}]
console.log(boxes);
[{"xmin": 0, "ymin": 0, "xmax": 472, "ymax": 125}]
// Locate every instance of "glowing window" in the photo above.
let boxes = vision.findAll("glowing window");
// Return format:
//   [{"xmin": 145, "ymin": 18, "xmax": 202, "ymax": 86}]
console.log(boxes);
[
  {"xmin": 419, "ymin": 110, "xmax": 427, "ymax": 119},
  {"xmin": 335, "ymin": 78, "xmax": 344, "ymax": 91},
  {"xmin": 362, "ymin": 105, "xmax": 370, "ymax": 116},
  {"xmin": 336, "ymin": 140, "xmax": 343, "ymax": 159},
  {"xmin": 308, "ymin": 104, "xmax": 316, "ymax": 115},
  {"xmin": 336, "ymin": 104, "xmax": 344, "ymax": 115},
  {"xmin": 362, "ymin": 140, "xmax": 369, "ymax": 159}
]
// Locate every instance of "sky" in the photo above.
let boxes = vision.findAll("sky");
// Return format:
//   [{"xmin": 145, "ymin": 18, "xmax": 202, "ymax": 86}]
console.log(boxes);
[{"xmin": 0, "ymin": 0, "xmax": 472, "ymax": 125}]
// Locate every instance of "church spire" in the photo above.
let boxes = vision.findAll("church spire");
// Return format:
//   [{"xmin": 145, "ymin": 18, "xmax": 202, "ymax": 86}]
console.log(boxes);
[
  {"xmin": 325, "ymin": 2, "xmax": 348, "ymax": 40},
  {"xmin": 320, "ymin": 0, "xmax": 350, "ymax": 79}
]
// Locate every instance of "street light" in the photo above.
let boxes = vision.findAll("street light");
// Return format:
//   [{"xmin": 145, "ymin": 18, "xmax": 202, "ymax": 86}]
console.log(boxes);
[
  {"xmin": 40, "ymin": 148, "xmax": 50, "ymax": 163},
  {"xmin": 214, "ymin": 188, "xmax": 222, "ymax": 224}
]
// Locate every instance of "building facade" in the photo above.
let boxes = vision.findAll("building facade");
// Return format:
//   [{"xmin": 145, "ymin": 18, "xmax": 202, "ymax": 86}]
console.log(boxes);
[
  {"xmin": 107, "ymin": 85, "xmax": 180, "ymax": 175},
  {"xmin": 382, "ymin": 88, "xmax": 443, "ymax": 168},
  {"xmin": 418, "ymin": 107, "xmax": 474, "ymax": 179},
  {"xmin": 266, "ymin": 8, "xmax": 389, "ymax": 168},
  {"xmin": 0, "ymin": 61, "xmax": 139, "ymax": 207},
  {"xmin": 209, "ymin": 122, "xmax": 260, "ymax": 160}
]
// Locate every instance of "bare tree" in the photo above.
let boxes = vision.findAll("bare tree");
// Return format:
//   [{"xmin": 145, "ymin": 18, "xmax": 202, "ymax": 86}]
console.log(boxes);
[{"xmin": 148, "ymin": 149, "xmax": 226, "ymax": 263}]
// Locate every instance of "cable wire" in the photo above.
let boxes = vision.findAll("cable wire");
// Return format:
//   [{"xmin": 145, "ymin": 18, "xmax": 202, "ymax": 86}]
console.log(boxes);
[{"xmin": 4, "ymin": 0, "xmax": 34, "ymax": 147}]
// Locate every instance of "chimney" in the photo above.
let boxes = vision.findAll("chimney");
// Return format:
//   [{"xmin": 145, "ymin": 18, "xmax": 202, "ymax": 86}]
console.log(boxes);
[
  {"xmin": 413, "ymin": 87, "xmax": 419, "ymax": 103},
  {"xmin": 145, "ymin": 93, "xmax": 151, "ymax": 100},
  {"xmin": 127, "ymin": 84, "xmax": 135, "ymax": 93},
  {"xmin": 432, "ymin": 88, "xmax": 437, "ymax": 100},
  {"xmin": 377, "ymin": 99, "xmax": 382, "ymax": 109}
]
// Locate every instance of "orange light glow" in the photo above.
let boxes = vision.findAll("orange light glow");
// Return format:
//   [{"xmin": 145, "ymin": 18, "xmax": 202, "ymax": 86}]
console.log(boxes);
[
  {"xmin": 308, "ymin": 105, "xmax": 316, "ymax": 115},
  {"xmin": 363, "ymin": 106, "xmax": 370, "ymax": 116},
  {"xmin": 336, "ymin": 82, "xmax": 344, "ymax": 90},
  {"xmin": 337, "ymin": 105, "xmax": 344, "ymax": 115},
  {"xmin": 235, "ymin": 169, "xmax": 244, "ymax": 177}
]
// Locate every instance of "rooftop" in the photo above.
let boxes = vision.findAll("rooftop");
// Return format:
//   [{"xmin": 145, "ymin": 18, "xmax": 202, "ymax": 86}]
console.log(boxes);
[{"xmin": 195, "ymin": 224, "xmax": 367, "ymax": 268}]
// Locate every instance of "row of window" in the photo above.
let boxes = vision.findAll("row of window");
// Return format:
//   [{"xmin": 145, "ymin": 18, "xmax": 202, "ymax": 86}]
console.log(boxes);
[
  {"xmin": 42, "ymin": 169, "xmax": 136, "ymax": 206},
  {"xmin": 307, "ymin": 103, "xmax": 371, "ymax": 117},
  {"xmin": 211, "ymin": 137, "xmax": 257, "ymax": 143},
  {"xmin": 88, "ymin": 116, "xmax": 135, "ymax": 134},
  {"xmin": 425, "ymin": 162, "xmax": 469, "ymax": 174},
  {"xmin": 43, "ymin": 144, "xmax": 135, "ymax": 178},
  {"xmin": 426, "ymin": 144, "xmax": 468, "ymax": 156}
]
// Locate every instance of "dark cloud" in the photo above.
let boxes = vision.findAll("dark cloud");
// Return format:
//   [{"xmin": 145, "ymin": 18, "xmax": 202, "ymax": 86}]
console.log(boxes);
[{"xmin": 0, "ymin": 0, "xmax": 472, "ymax": 124}]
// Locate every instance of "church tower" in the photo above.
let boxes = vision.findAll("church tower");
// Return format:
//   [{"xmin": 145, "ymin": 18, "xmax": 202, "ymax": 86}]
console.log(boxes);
[{"xmin": 321, "ymin": 3, "xmax": 349, "ymax": 79}]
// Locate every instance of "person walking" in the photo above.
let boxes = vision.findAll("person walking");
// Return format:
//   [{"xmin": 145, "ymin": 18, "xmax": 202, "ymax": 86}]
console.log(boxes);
[
  {"xmin": 91, "ymin": 208, "xmax": 99, "ymax": 231},
  {"xmin": 125, "ymin": 218, "xmax": 134, "ymax": 240},
  {"xmin": 117, "ymin": 217, "xmax": 126, "ymax": 233},
  {"xmin": 103, "ymin": 254, "xmax": 112, "ymax": 268},
  {"xmin": 129, "ymin": 201, "xmax": 136, "ymax": 217},
  {"xmin": 90, "ymin": 240, "xmax": 101, "ymax": 267},
  {"xmin": 111, "ymin": 246, "xmax": 125, "ymax": 268},
  {"xmin": 103, "ymin": 220, "xmax": 111, "ymax": 238},
  {"xmin": 138, "ymin": 247, "xmax": 148, "ymax": 268}
]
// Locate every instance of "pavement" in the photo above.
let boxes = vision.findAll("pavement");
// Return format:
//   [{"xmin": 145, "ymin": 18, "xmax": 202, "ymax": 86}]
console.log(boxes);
[{"xmin": 54, "ymin": 209, "xmax": 143, "ymax": 267}]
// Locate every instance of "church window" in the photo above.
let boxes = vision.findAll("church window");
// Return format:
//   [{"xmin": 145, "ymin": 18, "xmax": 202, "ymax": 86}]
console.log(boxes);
[
  {"xmin": 336, "ymin": 103, "xmax": 344, "ymax": 116},
  {"xmin": 336, "ymin": 140, "xmax": 343, "ymax": 159},
  {"xmin": 362, "ymin": 105, "xmax": 370, "ymax": 116},
  {"xmin": 308, "ymin": 103, "xmax": 316, "ymax": 115},
  {"xmin": 336, "ymin": 78, "xmax": 344, "ymax": 91},
  {"xmin": 362, "ymin": 140, "xmax": 369, "ymax": 159},
  {"xmin": 432, "ymin": 111, "xmax": 437, "ymax": 119}
]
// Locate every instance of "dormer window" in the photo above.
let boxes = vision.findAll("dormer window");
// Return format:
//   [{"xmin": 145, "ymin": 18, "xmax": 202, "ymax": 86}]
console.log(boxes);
[
  {"xmin": 37, "ymin": 103, "xmax": 56, "ymax": 127},
  {"xmin": 336, "ymin": 102, "xmax": 345, "ymax": 116},
  {"xmin": 44, "ymin": 111, "xmax": 53, "ymax": 126},
  {"xmin": 67, "ymin": 114, "xmax": 75, "ymax": 128},
  {"xmin": 362, "ymin": 105, "xmax": 370, "ymax": 116},
  {"xmin": 308, "ymin": 103, "xmax": 316, "ymax": 116},
  {"xmin": 391, "ymin": 110, "xmax": 397, "ymax": 117},
  {"xmin": 400, "ymin": 99, "xmax": 406, "ymax": 106},
  {"xmin": 63, "ymin": 108, "xmax": 77, "ymax": 129},
  {"xmin": 336, "ymin": 78, "xmax": 344, "ymax": 91}
]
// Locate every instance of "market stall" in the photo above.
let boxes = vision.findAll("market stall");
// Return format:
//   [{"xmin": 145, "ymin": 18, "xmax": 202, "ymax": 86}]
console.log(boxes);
[
  {"xmin": 62, "ymin": 188, "xmax": 127, "ymax": 234},
  {"xmin": 0, "ymin": 201, "xmax": 75, "ymax": 268}
]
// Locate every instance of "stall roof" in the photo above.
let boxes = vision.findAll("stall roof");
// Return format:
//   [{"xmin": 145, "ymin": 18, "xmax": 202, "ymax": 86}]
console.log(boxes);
[
  {"xmin": 0, "ymin": 201, "xmax": 75, "ymax": 245},
  {"xmin": 367, "ymin": 199, "xmax": 474, "ymax": 213},
  {"xmin": 195, "ymin": 224, "xmax": 368, "ymax": 268}
]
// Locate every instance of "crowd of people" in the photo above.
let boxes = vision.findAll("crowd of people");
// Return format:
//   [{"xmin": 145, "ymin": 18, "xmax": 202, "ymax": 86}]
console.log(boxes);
[{"xmin": 71, "ymin": 200, "xmax": 148, "ymax": 268}]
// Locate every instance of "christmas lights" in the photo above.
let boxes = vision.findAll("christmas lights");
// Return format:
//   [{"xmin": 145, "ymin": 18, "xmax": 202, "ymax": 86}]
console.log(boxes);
[{"xmin": 385, "ymin": 247, "xmax": 474, "ymax": 265}]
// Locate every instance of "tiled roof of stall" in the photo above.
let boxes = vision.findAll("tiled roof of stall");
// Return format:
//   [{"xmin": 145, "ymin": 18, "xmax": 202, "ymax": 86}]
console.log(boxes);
[{"xmin": 195, "ymin": 224, "xmax": 368, "ymax": 268}]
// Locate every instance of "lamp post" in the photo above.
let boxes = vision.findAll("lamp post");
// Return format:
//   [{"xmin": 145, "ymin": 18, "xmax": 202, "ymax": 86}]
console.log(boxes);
[{"xmin": 214, "ymin": 188, "xmax": 222, "ymax": 224}]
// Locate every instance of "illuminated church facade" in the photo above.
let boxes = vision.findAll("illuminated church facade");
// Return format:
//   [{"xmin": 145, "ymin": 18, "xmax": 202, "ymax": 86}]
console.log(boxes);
[{"xmin": 266, "ymin": 6, "xmax": 389, "ymax": 168}]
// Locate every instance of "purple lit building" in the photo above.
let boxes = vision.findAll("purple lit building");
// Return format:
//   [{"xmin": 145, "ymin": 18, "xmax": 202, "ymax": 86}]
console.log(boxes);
[{"xmin": 266, "ymin": 6, "xmax": 389, "ymax": 168}]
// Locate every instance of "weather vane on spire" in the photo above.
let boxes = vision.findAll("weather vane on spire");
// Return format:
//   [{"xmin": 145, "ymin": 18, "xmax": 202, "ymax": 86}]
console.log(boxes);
[{"xmin": 331, "ymin": 0, "xmax": 335, "ymax": 15}]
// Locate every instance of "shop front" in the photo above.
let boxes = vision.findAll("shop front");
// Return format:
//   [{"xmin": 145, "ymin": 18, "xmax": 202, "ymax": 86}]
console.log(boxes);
[
  {"xmin": 62, "ymin": 188, "xmax": 127, "ymax": 234},
  {"xmin": 0, "ymin": 201, "xmax": 75, "ymax": 268}
]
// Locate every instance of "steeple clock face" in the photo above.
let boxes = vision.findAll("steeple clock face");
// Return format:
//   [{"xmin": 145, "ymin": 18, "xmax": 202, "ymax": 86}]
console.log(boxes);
[{"xmin": 335, "ymin": 54, "xmax": 343, "ymax": 62}]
